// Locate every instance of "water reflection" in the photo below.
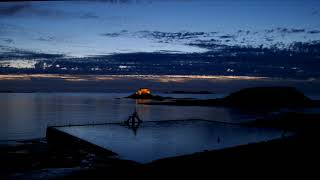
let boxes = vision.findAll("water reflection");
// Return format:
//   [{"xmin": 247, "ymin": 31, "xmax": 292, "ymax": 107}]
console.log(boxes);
[
  {"xmin": 1, "ymin": 93, "xmax": 264, "ymax": 140},
  {"xmin": 124, "ymin": 109, "xmax": 143, "ymax": 135},
  {"xmin": 135, "ymin": 99, "xmax": 151, "ymax": 119},
  {"xmin": 57, "ymin": 120, "xmax": 287, "ymax": 163}
]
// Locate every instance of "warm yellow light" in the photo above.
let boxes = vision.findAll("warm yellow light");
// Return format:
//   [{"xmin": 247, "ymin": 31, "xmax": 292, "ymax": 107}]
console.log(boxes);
[{"xmin": 136, "ymin": 88, "xmax": 151, "ymax": 95}]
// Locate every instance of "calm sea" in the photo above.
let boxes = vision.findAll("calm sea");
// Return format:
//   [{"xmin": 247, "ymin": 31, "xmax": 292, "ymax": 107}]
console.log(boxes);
[{"xmin": 1, "ymin": 92, "xmax": 318, "ymax": 141}]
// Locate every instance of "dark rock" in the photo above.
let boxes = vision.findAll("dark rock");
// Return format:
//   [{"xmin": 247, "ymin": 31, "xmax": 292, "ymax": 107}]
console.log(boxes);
[
  {"xmin": 126, "ymin": 93, "xmax": 164, "ymax": 100},
  {"xmin": 222, "ymin": 86, "xmax": 313, "ymax": 107},
  {"xmin": 141, "ymin": 86, "xmax": 316, "ymax": 108}
]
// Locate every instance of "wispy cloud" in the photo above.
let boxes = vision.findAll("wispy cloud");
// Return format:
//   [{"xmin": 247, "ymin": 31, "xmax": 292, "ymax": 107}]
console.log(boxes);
[
  {"xmin": 136, "ymin": 31, "xmax": 211, "ymax": 42},
  {"xmin": 98, "ymin": 28, "xmax": 320, "ymax": 53},
  {"xmin": 288, "ymin": 28, "xmax": 306, "ymax": 33},
  {"xmin": 265, "ymin": 28, "xmax": 306, "ymax": 34},
  {"xmin": 1, "ymin": 38, "xmax": 14, "ymax": 44},
  {"xmin": 0, "ymin": 2, "xmax": 84, "ymax": 19},
  {"xmin": 265, "ymin": 37, "xmax": 274, "ymax": 42},
  {"xmin": 219, "ymin": 35, "xmax": 236, "ymax": 39},
  {"xmin": 0, "ymin": 3, "xmax": 63, "ymax": 18},
  {"xmin": 37, "ymin": 36, "xmax": 55, "ymax": 42},
  {"xmin": 0, "ymin": 3, "xmax": 30, "ymax": 16},
  {"xmin": 308, "ymin": 30, "xmax": 320, "ymax": 34},
  {"xmin": 80, "ymin": 13, "xmax": 99, "ymax": 19},
  {"xmin": 1, "ymin": 40, "xmax": 320, "ymax": 79},
  {"xmin": 0, "ymin": 45, "xmax": 65, "ymax": 60},
  {"xmin": 101, "ymin": 32, "xmax": 123, "ymax": 37}
]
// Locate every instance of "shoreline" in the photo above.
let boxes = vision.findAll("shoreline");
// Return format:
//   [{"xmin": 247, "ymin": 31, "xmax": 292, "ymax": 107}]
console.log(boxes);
[
  {"xmin": 2, "ymin": 87, "xmax": 320, "ymax": 178},
  {"xmin": 2, "ymin": 131, "xmax": 319, "ymax": 178},
  {"xmin": 2, "ymin": 111, "xmax": 320, "ymax": 178}
]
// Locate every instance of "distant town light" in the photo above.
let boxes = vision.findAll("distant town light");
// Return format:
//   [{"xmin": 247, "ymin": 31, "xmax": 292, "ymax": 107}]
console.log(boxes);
[{"xmin": 135, "ymin": 88, "xmax": 151, "ymax": 95}]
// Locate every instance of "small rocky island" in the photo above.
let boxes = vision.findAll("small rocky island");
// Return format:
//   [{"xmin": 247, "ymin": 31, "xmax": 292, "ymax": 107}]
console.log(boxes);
[{"xmin": 126, "ymin": 88, "xmax": 165, "ymax": 100}]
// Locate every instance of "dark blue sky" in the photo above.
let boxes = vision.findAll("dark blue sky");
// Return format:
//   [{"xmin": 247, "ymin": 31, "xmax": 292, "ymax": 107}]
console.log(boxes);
[
  {"xmin": 0, "ymin": 0, "xmax": 319, "ymax": 57},
  {"xmin": 0, "ymin": 0, "xmax": 320, "ymax": 79}
]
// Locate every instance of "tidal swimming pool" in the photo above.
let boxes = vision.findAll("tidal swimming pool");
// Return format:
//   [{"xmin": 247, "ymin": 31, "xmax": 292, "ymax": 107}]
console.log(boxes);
[{"xmin": 56, "ymin": 120, "xmax": 288, "ymax": 163}]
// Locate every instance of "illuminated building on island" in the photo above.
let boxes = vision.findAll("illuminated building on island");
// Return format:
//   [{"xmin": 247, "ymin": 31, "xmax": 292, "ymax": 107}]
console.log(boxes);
[{"xmin": 135, "ymin": 88, "xmax": 151, "ymax": 95}]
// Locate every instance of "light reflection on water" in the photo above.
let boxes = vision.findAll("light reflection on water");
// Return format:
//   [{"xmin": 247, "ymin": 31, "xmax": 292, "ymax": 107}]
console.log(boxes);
[
  {"xmin": 1, "ymin": 92, "xmax": 314, "ymax": 140},
  {"xmin": 57, "ymin": 120, "xmax": 287, "ymax": 163}
]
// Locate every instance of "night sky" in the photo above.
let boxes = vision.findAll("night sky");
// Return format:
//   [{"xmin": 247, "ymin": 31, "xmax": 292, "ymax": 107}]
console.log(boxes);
[{"xmin": 0, "ymin": 0, "xmax": 320, "ymax": 78}]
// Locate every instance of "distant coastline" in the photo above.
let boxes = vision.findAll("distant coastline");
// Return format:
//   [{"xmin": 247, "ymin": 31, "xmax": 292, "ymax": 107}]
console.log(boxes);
[{"xmin": 1, "ymin": 74, "xmax": 320, "ymax": 96}]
